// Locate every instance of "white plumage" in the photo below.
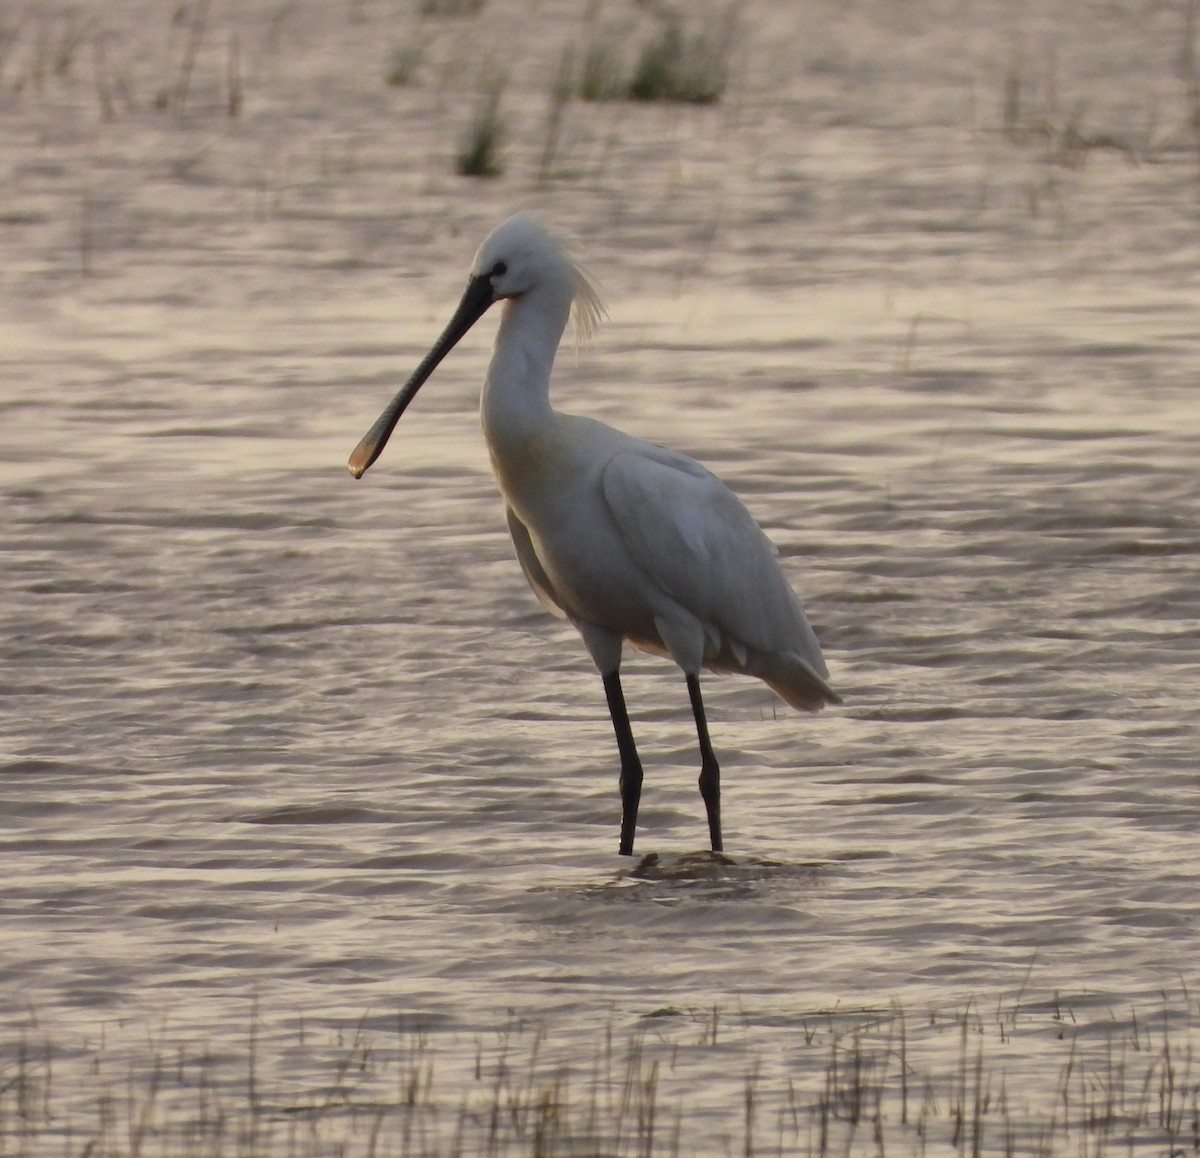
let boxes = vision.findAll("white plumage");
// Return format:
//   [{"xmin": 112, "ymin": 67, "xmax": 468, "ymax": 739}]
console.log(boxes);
[{"xmin": 350, "ymin": 213, "xmax": 839, "ymax": 855}]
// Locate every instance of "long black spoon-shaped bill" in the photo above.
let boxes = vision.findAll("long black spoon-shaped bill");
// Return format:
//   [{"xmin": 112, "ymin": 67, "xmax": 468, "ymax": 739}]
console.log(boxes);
[{"xmin": 348, "ymin": 274, "xmax": 496, "ymax": 478}]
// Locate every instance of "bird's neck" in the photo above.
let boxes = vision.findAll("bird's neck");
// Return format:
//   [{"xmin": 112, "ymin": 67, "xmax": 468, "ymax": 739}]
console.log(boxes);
[{"xmin": 480, "ymin": 282, "xmax": 571, "ymax": 454}]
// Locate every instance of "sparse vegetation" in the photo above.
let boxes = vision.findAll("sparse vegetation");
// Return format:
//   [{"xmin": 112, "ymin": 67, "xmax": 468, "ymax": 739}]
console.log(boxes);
[
  {"xmin": 538, "ymin": 43, "xmax": 576, "ymax": 181},
  {"xmin": 456, "ymin": 80, "xmax": 506, "ymax": 177},
  {"xmin": 628, "ymin": 11, "xmax": 734, "ymax": 105},
  {"xmin": 385, "ymin": 40, "xmax": 423, "ymax": 87},
  {"xmin": 0, "ymin": 4, "xmax": 252, "ymax": 119},
  {"xmin": 576, "ymin": 9, "xmax": 737, "ymax": 106},
  {"xmin": 420, "ymin": 0, "xmax": 486, "ymax": 16},
  {"xmin": 999, "ymin": 47, "xmax": 1146, "ymax": 169},
  {"xmin": 577, "ymin": 34, "xmax": 627, "ymax": 102},
  {"xmin": 2, "ymin": 994, "xmax": 1198, "ymax": 1156},
  {"xmin": 155, "ymin": 0, "xmax": 212, "ymax": 114},
  {"xmin": 1182, "ymin": 0, "xmax": 1200, "ymax": 190}
]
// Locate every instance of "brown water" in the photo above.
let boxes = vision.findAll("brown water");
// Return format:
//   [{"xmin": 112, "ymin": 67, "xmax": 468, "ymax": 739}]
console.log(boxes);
[{"xmin": 3, "ymin": 0, "xmax": 1200, "ymax": 1152}]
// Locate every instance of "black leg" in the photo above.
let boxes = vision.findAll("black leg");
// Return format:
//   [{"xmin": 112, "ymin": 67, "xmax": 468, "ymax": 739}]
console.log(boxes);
[
  {"xmin": 602, "ymin": 671, "xmax": 644, "ymax": 856},
  {"xmin": 687, "ymin": 674, "xmax": 722, "ymax": 852}
]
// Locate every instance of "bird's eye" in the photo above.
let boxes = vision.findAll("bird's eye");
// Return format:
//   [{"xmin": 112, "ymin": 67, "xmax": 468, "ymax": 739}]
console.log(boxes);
[{"xmin": 491, "ymin": 261, "xmax": 508, "ymax": 277}]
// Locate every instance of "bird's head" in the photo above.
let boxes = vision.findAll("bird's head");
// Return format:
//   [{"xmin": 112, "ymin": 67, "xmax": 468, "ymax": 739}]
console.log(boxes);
[
  {"xmin": 348, "ymin": 214, "xmax": 603, "ymax": 478},
  {"xmin": 470, "ymin": 214, "xmax": 605, "ymax": 339},
  {"xmin": 470, "ymin": 212, "xmax": 553, "ymax": 300}
]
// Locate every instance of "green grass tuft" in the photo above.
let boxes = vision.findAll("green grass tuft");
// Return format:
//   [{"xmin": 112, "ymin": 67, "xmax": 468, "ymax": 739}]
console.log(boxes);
[
  {"xmin": 575, "ymin": 10, "xmax": 737, "ymax": 106},
  {"xmin": 385, "ymin": 41, "xmax": 423, "ymax": 87},
  {"xmin": 627, "ymin": 12, "xmax": 733, "ymax": 105},
  {"xmin": 420, "ymin": 0, "xmax": 485, "ymax": 15},
  {"xmin": 577, "ymin": 35, "xmax": 626, "ymax": 102},
  {"xmin": 456, "ymin": 83, "xmax": 506, "ymax": 177}
]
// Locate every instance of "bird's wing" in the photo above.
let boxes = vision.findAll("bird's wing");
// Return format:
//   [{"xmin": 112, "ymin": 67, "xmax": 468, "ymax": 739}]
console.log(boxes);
[
  {"xmin": 505, "ymin": 505, "xmax": 568, "ymax": 620},
  {"xmin": 600, "ymin": 445, "xmax": 830, "ymax": 678}
]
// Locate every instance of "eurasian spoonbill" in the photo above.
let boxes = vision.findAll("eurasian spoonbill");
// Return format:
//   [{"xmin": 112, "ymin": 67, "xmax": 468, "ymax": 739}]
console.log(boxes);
[{"xmin": 349, "ymin": 214, "xmax": 839, "ymax": 855}]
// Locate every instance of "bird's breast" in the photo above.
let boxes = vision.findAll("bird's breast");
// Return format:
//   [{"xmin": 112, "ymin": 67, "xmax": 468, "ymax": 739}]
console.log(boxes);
[
  {"xmin": 497, "ymin": 475, "xmax": 659, "ymax": 641},
  {"xmin": 485, "ymin": 413, "xmax": 679, "ymax": 643}
]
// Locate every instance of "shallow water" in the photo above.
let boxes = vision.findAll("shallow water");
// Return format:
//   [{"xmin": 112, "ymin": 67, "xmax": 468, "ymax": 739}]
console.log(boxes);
[{"xmin": 2, "ymin": 0, "xmax": 1200, "ymax": 1152}]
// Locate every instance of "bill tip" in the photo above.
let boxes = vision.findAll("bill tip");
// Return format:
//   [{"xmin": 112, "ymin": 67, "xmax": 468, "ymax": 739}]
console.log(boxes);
[{"xmin": 348, "ymin": 441, "xmax": 374, "ymax": 479}]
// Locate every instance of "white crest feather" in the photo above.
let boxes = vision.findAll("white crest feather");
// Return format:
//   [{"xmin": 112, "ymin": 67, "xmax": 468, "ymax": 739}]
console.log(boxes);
[{"xmin": 569, "ymin": 257, "xmax": 606, "ymax": 348}]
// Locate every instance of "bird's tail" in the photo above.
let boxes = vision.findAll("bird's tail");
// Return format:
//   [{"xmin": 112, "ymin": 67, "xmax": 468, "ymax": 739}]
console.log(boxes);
[{"xmin": 758, "ymin": 651, "xmax": 843, "ymax": 712}]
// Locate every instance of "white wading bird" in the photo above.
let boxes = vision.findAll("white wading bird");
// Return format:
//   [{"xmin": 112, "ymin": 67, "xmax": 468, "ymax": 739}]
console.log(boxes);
[{"xmin": 349, "ymin": 214, "xmax": 840, "ymax": 856}]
